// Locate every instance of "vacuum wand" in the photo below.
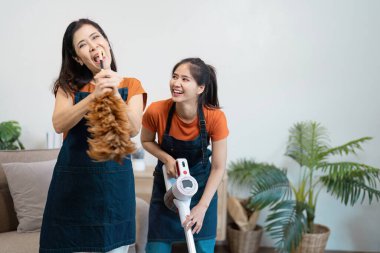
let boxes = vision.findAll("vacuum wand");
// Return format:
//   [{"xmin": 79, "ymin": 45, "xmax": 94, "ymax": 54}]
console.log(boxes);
[{"xmin": 163, "ymin": 159, "xmax": 198, "ymax": 253}]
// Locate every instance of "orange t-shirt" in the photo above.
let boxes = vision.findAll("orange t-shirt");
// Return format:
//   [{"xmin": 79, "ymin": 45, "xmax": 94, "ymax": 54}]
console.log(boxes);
[
  {"xmin": 64, "ymin": 77, "xmax": 147, "ymax": 138},
  {"xmin": 142, "ymin": 99, "xmax": 229, "ymax": 144},
  {"xmin": 74, "ymin": 77, "xmax": 147, "ymax": 106}
]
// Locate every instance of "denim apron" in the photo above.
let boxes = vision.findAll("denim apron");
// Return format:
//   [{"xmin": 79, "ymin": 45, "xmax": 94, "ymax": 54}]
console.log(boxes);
[
  {"xmin": 147, "ymin": 103, "xmax": 217, "ymax": 242},
  {"xmin": 40, "ymin": 88, "xmax": 136, "ymax": 253}
]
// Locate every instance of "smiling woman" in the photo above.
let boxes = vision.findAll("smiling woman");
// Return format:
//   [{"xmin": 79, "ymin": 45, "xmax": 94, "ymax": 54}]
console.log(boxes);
[
  {"xmin": 39, "ymin": 18, "xmax": 147, "ymax": 253},
  {"xmin": 72, "ymin": 25, "xmax": 111, "ymax": 74},
  {"xmin": 141, "ymin": 58, "xmax": 228, "ymax": 253},
  {"xmin": 52, "ymin": 20, "xmax": 117, "ymax": 98}
]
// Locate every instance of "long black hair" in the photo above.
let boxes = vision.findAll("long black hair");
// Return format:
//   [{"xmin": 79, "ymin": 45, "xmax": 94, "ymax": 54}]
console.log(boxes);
[
  {"xmin": 172, "ymin": 58, "xmax": 220, "ymax": 109},
  {"xmin": 53, "ymin": 18, "xmax": 117, "ymax": 96}
]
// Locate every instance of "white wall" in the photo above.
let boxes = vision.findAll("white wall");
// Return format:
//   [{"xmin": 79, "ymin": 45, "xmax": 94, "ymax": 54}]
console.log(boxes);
[{"xmin": 1, "ymin": 0, "xmax": 379, "ymax": 251}]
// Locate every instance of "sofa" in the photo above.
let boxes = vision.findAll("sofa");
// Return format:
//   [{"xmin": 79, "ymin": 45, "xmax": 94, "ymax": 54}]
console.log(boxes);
[{"xmin": 0, "ymin": 149, "xmax": 149, "ymax": 253}]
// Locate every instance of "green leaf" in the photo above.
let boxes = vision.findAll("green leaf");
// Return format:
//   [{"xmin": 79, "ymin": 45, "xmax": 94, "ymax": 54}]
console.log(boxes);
[
  {"xmin": 265, "ymin": 200, "xmax": 307, "ymax": 253},
  {"xmin": 17, "ymin": 139, "xmax": 25, "ymax": 150},
  {"xmin": 286, "ymin": 121, "xmax": 329, "ymax": 169},
  {"xmin": 320, "ymin": 170, "xmax": 380, "ymax": 205},
  {"xmin": 228, "ymin": 158, "xmax": 260, "ymax": 187},
  {"xmin": 228, "ymin": 158, "xmax": 285, "ymax": 192},
  {"xmin": 318, "ymin": 162, "xmax": 380, "ymax": 186},
  {"xmin": 0, "ymin": 121, "xmax": 23, "ymax": 150},
  {"xmin": 320, "ymin": 137, "xmax": 373, "ymax": 158},
  {"xmin": 248, "ymin": 167, "xmax": 291, "ymax": 210}
]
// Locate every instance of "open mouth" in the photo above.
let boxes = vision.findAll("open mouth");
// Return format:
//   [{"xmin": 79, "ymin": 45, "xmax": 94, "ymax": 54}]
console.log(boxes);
[
  {"xmin": 172, "ymin": 89, "xmax": 184, "ymax": 95},
  {"xmin": 93, "ymin": 49, "xmax": 105, "ymax": 64},
  {"xmin": 93, "ymin": 55, "xmax": 100, "ymax": 63}
]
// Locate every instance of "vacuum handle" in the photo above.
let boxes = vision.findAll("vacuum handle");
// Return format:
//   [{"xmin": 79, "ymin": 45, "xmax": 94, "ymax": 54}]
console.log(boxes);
[
  {"xmin": 163, "ymin": 158, "xmax": 190, "ymax": 191},
  {"xmin": 162, "ymin": 165, "xmax": 175, "ymax": 191},
  {"xmin": 176, "ymin": 158, "xmax": 190, "ymax": 179}
]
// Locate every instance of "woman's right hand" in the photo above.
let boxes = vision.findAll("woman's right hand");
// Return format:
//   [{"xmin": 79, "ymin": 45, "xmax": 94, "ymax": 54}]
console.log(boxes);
[
  {"xmin": 92, "ymin": 69, "xmax": 122, "ymax": 99},
  {"xmin": 164, "ymin": 157, "xmax": 178, "ymax": 178},
  {"xmin": 92, "ymin": 81, "xmax": 112, "ymax": 99}
]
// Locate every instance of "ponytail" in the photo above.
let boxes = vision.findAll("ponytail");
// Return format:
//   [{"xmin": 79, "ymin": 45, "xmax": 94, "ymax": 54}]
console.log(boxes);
[
  {"xmin": 172, "ymin": 58, "xmax": 220, "ymax": 109},
  {"xmin": 203, "ymin": 64, "xmax": 219, "ymax": 108}
]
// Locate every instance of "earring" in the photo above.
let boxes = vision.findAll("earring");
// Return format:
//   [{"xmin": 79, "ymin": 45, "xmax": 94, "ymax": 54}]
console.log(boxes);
[{"xmin": 73, "ymin": 56, "xmax": 84, "ymax": 66}]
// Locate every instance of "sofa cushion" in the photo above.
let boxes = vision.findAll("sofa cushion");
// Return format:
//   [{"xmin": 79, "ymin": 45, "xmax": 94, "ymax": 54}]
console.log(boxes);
[
  {"xmin": 0, "ymin": 188, "xmax": 18, "ymax": 233},
  {"xmin": 0, "ymin": 231, "xmax": 39, "ymax": 253},
  {"xmin": 0, "ymin": 149, "xmax": 60, "ymax": 233},
  {"xmin": 0, "ymin": 231, "xmax": 137, "ymax": 253},
  {"xmin": 2, "ymin": 160, "xmax": 56, "ymax": 232}
]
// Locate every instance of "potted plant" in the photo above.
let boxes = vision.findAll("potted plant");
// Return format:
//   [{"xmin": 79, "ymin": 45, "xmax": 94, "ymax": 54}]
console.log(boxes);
[
  {"xmin": 245, "ymin": 121, "xmax": 380, "ymax": 253},
  {"xmin": 132, "ymin": 147, "xmax": 145, "ymax": 171},
  {"xmin": 0, "ymin": 120, "xmax": 24, "ymax": 150},
  {"xmin": 227, "ymin": 160, "xmax": 282, "ymax": 253}
]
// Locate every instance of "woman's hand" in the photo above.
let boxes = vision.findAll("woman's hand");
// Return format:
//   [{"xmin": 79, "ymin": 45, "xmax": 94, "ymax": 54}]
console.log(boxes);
[
  {"xmin": 164, "ymin": 157, "xmax": 177, "ymax": 178},
  {"xmin": 93, "ymin": 69, "xmax": 122, "ymax": 99},
  {"xmin": 183, "ymin": 203, "xmax": 208, "ymax": 234}
]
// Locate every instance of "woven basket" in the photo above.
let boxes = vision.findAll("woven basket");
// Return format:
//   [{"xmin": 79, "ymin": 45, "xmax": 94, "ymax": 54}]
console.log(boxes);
[
  {"xmin": 227, "ymin": 224, "xmax": 263, "ymax": 253},
  {"xmin": 295, "ymin": 224, "xmax": 330, "ymax": 253}
]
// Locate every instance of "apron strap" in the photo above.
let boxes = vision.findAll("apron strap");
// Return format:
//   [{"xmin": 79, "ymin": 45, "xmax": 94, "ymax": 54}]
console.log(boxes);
[
  {"xmin": 161, "ymin": 103, "xmax": 176, "ymax": 153},
  {"xmin": 164, "ymin": 103, "xmax": 176, "ymax": 135},
  {"xmin": 198, "ymin": 103, "xmax": 209, "ymax": 165}
]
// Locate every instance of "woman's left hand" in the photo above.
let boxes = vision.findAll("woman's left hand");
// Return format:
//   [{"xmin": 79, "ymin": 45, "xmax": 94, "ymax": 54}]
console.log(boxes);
[
  {"xmin": 183, "ymin": 203, "xmax": 208, "ymax": 234},
  {"xmin": 93, "ymin": 69, "xmax": 123, "ymax": 99}
]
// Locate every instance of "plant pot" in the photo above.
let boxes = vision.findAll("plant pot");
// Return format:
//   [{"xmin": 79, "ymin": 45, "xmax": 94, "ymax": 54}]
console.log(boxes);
[
  {"xmin": 227, "ymin": 223, "xmax": 263, "ymax": 253},
  {"xmin": 295, "ymin": 224, "xmax": 330, "ymax": 253}
]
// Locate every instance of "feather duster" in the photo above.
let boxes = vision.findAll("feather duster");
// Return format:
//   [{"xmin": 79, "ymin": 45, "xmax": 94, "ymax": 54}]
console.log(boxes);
[{"xmin": 85, "ymin": 91, "xmax": 136, "ymax": 163}]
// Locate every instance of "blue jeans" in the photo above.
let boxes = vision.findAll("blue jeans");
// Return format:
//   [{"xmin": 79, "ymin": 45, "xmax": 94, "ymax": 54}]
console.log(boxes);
[{"xmin": 146, "ymin": 239, "xmax": 216, "ymax": 253}]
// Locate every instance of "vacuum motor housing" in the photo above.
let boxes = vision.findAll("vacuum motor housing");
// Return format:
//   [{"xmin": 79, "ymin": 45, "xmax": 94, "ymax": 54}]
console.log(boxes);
[{"xmin": 163, "ymin": 159, "xmax": 198, "ymax": 212}]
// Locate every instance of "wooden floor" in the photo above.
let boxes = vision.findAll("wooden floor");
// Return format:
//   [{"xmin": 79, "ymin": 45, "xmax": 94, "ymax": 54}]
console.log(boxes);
[
  {"xmin": 172, "ymin": 244, "xmax": 379, "ymax": 253},
  {"xmin": 172, "ymin": 244, "xmax": 274, "ymax": 253},
  {"xmin": 172, "ymin": 243, "xmax": 229, "ymax": 253}
]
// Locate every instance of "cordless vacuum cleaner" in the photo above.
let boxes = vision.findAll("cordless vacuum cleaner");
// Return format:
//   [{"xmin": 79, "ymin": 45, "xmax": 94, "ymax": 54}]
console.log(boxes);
[{"xmin": 163, "ymin": 159, "xmax": 198, "ymax": 253}]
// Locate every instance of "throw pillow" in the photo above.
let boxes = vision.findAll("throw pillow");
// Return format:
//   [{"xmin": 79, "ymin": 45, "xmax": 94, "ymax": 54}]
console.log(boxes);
[{"xmin": 2, "ymin": 159, "xmax": 56, "ymax": 232}]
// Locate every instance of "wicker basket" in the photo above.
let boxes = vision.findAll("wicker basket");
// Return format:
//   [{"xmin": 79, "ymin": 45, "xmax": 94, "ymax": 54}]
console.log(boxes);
[
  {"xmin": 227, "ymin": 224, "xmax": 263, "ymax": 253},
  {"xmin": 295, "ymin": 224, "xmax": 330, "ymax": 253}
]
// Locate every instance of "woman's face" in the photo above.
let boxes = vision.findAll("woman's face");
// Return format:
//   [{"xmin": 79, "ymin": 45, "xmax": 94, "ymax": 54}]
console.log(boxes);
[
  {"xmin": 170, "ymin": 63, "xmax": 205, "ymax": 104},
  {"xmin": 72, "ymin": 24, "xmax": 111, "ymax": 74}
]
